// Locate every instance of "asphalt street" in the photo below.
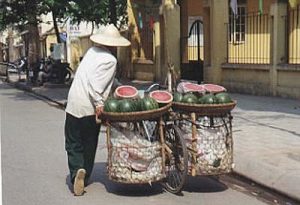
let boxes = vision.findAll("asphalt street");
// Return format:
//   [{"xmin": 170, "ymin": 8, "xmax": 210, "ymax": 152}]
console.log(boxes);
[{"xmin": 0, "ymin": 82, "xmax": 272, "ymax": 205}]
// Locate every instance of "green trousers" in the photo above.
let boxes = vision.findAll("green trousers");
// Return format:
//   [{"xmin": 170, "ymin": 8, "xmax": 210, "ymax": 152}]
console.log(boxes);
[{"xmin": 64, "ymin": 113, "xmax": 100, "ymax": 184}]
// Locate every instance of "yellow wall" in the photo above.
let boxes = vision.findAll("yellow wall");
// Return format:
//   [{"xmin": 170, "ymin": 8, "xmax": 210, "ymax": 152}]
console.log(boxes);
[
  {"xmin": 227, "ymin": 2, "xmax": 272, "ymax": 64},
  {"xmin": 288, "ymin": 6, "xmax": 300, "ymax": 64}
]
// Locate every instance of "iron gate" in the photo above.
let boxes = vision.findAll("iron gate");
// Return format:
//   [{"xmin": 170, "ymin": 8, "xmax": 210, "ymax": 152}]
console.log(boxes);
[{"xmin": 180, "ymin": 19, "xmax": 204, "ymax": 83}]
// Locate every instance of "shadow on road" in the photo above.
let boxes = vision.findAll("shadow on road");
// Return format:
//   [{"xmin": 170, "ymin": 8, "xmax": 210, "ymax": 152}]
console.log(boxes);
[
  {"xmin": 91, "ymin": 162, "xmax": 164, "ymax": 196},
  {"xmin": 65, "ymin": 162, "xmax": 229, "ymax": 196},
  {"xmin": 183, "ymin": 175, "xmax": 228, "ymax": 193}
]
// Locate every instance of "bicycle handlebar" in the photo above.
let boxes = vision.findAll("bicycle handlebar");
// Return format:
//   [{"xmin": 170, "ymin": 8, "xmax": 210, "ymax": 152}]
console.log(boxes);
[{"xmin": 144, "ymin": 83, "xmax": 167, "ymax": 94}]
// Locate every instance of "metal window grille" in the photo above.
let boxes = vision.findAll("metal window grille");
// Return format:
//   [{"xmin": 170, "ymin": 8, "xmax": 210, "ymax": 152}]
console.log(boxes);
[
  {"xmin": 229, "ymin": 6, "xmax": 246, "ymax": 43},
  {"xmin": 227, "ymin": 12, "xmax": 271, "ymax": 64},
  {"xmin": 287, "ymin": 4, "xmax": 300, "ymax": 64},
  {"xmin": 136, "ymin": 9, "xmax": 154, "ymax": 61}
]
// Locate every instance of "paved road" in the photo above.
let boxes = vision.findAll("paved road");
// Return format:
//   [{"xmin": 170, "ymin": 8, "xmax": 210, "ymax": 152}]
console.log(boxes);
[{"xmin": 0, "ymin": 82, "xmax": 270, "ymax": 205}]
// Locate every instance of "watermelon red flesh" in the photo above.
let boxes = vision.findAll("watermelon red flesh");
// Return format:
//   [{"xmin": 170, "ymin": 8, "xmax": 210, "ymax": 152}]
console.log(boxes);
[
  {"xmin": 177, "ymin": 82, "xmax": 205, "ymax": 93},
  {"xmin": 203, "ymin": 84, "xmax": 226, "ymax": 93},
  {"xmin": 149, "ymin": 90, "xmax": 173, "ymax": 103},
  {"xmin": 115, "ymin": 85, "xmax": 138, "ymax": 98}
]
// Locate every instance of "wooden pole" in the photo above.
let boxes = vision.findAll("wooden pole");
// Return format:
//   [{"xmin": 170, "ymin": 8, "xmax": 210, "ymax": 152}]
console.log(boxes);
[
  {"xmin": 191, "ymin": 112, "xmax": 197, "ymax": 176},
  {"xmin": 159, "ymin": 117, "xmax": 166, "ymax": 175},
  {"xmin": 106, "ymin": 123, "xmax": 112, "ymax": 176}
]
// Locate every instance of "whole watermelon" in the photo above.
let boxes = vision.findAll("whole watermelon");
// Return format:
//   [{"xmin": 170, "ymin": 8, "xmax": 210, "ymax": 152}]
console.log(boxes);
[
  {"xmin": 140, "ymin": 97, "xmax": 159, "ymax": 111},
  {"xmin": 215, "ymin": 92, "xmax": 232, "ymax": 104},
  {"xmin": 104, "ymin": 98, "xmax": 119, "ymax": 112},
  {"xmin": 201, "ymin": 94, "xmax": 218, "ymax": 104},
  {"xmin": 132, "ymin": 98, "xmax": 142, "ymax": 111},
  {"xmin": 117, "ymin": 99, "xmax": 136, "ymax": 112},
  {"xmin": 173, "ymin": 92, "xmax": 183, "ymax": 102},
  {"xmin": 182, "ymin": 93, "xmax": 198, "ymax": 104}
]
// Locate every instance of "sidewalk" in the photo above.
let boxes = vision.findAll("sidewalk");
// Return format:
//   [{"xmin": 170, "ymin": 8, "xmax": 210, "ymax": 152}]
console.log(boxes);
[{"xmin": 12, "ymin": 80, "xmax": 300, "ymax": 201}]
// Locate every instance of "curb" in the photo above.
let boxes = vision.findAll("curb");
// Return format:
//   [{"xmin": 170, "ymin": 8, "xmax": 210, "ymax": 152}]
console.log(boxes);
[
  {"xmin": 233, "ymin": 155, "xmax": 300, "ymax": 202},
  {"xmin": 14, "ymin": 81, "xmax": 66, "ymax": 109}
]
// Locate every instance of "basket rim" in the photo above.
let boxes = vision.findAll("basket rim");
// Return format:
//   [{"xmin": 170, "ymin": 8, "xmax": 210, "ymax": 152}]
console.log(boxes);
[
  {"xmin": 101, "ymin": 103, "xmax": 172, "ymax": 121},
  {"xmin": 172, "ymin": 100, "xmax": 237, "ymax": 115},
  {"xmin": 172, "ymin": 100, "xmax": 237, "ymax": 108}
]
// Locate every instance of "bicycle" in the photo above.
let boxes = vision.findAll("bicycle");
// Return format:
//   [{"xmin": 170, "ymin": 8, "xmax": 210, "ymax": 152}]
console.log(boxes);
[{"xmin": 99, "ymin": 82, "xmax": 188, "ymax": 194}]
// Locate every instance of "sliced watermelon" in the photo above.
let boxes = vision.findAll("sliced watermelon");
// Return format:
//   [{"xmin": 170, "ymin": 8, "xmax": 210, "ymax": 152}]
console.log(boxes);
[
  {"xmin": 177, "ymin": 82, "xmax": 205, "ymax": 93},
  {"xmin": 203, "ymin": 84, "xmax": 226, "ymax": 93},
  {"xmin": 149, "ymin": 90, "xmax": 173, "ymax": 104},
  {"xmin": 114, "ymin": 85, "xmax": 138, "ymax": 99}
]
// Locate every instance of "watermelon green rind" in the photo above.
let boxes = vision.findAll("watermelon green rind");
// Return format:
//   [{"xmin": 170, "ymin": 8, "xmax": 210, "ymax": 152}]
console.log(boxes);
[
  {"xmin": 117, "ymin": 99, "xmax": 136, "ymax": 112},
  {"xmin": 140, "ymin": 97, "xmax": 159, "ymax": 111},
  {"xmin": 173, "ymin": 92, "xmax": 183, "ymax": 102},
  {"xmin": 149, "ymin": 90, "xmax": 173, "ymax": 104},
  {"xmin": 201, "ymin": 94, "xmax": 218, "ymax": 104},
  {"xmin": 215, "ymin": 92, "xmax": 232, "ymax": 104},
  {"xmin": 182, "ymin": 93, "xmax": 198, "ymax": 104},
  {"xmin": 104, "ymin": 99, "xmax": 119, "ymax": 112}
]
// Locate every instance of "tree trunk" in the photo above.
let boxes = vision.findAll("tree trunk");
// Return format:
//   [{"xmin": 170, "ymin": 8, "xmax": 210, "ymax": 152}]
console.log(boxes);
[
  {"xmin": 52, "ymin": 9, "xmax": 61, "ymax": 43},
  {"xmin": 8, "ymin": 28, "xmax": 14, "ymax": 62},
  {"xmin": 109, "ymin": 0, "xmax": 117, "ymax": 26},
  {"xmin": 26, "ymin": 0, "xmax": 40, "ymax": 73}
]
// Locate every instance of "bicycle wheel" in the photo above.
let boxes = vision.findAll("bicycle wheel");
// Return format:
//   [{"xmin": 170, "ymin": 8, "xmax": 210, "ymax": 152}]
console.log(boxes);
[
  {"xmin": 64, "ymin": 66, "xmax": 73, "ymax": 83},
  {"xmin": 162, "ymin": 124, "xmax": 188, "ymax": 194}
]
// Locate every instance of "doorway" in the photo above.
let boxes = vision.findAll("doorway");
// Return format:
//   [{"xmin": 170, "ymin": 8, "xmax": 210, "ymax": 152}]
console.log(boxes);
[{"xmin": 180, "ymin": 19, "xmax": 204, "ymax": 83}]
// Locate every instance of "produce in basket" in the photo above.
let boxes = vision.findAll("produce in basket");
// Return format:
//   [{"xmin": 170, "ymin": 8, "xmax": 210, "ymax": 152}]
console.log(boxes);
[
  {"xmin": 199, "ymin": 94, "xmax": 218, "ymax": 104},
  {"xmin": 139, "ymin": 97, "xmax": 159, "ymax": 111},
  {"xmin": 203, "ymin": 84, "xmax": 226, "ymax": 94},
  {"xmin": 149, "ymin": 90, "xmax": 173, "ymax": 104},
  {"xmin": 215, "ymin": 92, "xmax": 232, "ymax": 104},
  {"xmin": 177, "ymin": 82, "xmax": 205, "ymax": 93},
  {"xmin": 117, "ymin": 99, "xmax": 136, "ymax": 112},
  {"xmin": 173, "ymin": 92, "xmax": 183, "ymax": 102},
  {"xmin": 114, "ymin": 85, "xmax": 138, "ymax": 99},
  {"xmin": 104, "ymin": 98, "xmax": 119, "ymax": 112},
  {"xmin": 182, "ymin": 93, "xmax": 198, "ymax": 104}
]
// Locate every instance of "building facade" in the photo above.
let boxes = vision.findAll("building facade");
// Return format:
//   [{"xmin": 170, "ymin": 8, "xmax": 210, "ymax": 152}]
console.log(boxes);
[{"xmin": 128, "ymin": 0, "xmax": 300, "ymax": 99}]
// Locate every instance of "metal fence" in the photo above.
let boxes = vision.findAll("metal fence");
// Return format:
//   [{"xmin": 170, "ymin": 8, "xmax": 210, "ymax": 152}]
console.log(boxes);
[
  {"xmin": 287, "ymin": 5, "xmax": 300, "ymax": 64},
  {"xmin": 227, "ymin": 12, "xmax": 271, "ymax": 64},
  {"xmin": 138, "ymin": 24, "xmax": 154, "ymax": 61}
]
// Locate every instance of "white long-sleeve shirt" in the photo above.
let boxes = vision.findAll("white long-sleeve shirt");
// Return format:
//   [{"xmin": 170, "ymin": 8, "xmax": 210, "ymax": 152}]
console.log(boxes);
[{"xmin": 65, "ymin": 46, "xmax": 117, "ymax": 118}]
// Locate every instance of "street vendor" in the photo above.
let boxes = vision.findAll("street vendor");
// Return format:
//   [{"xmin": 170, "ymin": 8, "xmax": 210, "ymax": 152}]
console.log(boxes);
[{"xmin": 64, "ymin": 24, "xmax": 131, "ymax": 196}]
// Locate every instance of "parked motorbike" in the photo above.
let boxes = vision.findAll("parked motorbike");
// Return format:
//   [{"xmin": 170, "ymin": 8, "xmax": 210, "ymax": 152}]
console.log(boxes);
[{"xmin": 36, "ymin": 57, "xmax": 73, "ymax": 86}]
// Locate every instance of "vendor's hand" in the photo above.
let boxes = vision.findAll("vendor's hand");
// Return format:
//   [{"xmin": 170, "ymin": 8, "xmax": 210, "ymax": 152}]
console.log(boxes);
[{"xmin": 96, "ymin": 105, "xmax": 104, "ymax": 116}]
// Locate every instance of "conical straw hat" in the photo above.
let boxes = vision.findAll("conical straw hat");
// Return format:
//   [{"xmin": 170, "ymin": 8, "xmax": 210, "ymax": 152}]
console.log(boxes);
[{"xmin": 90, "ymin": 24, "xmax": 131, "ymax": 47}]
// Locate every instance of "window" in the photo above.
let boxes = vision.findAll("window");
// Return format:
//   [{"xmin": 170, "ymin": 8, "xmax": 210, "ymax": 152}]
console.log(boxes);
[{"xmin": 229, "ymin": 1, "xmax": 246, "ymax": 43}]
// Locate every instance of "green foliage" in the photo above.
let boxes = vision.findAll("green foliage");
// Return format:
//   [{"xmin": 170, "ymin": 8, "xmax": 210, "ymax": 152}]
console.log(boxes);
[
  {"xmin": 67, "ymin": 0, "xmax": 128, "ymax": 29},
  {"xmin": 0, "ymin": 0, "xmax": 128, "ymax": 32}
]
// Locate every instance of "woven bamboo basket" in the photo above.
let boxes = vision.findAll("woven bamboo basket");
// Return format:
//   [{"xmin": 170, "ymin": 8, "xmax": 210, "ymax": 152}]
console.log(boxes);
[
  {"xmin": 108, "ymin": 142, "xmax": 166, "ymax": 184},
  {"xmin": 172, "ymin": 101, "xmax": 237, "ymax": 116},
  {"xmin": 103, "ymin": 103, "xmax": 170, "ymax": 184},
  {"xmin": 101, "ymin": 103, "xmax": 172, "ymax": 122},
  {"xmin": 181, "ymin": 115, "xmax": 234, "ymax": 176}
]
